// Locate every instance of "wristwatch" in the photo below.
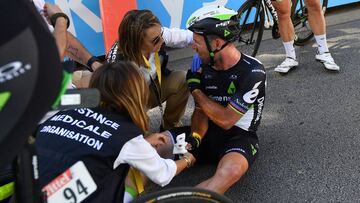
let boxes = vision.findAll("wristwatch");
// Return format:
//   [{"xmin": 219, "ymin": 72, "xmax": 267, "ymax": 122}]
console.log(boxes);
[
  {"xmin": 50, "ymin": 13, "xmax": 70, "ymax": 28},
  {"xmin": 86, "ymin": 56, "xmax": 101, "ymax": 72}
]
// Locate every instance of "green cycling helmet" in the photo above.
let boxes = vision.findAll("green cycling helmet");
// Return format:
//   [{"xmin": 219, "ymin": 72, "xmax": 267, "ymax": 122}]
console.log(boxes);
[{"xmin": 186, "ymin": 5, "xmax": 240, "ymax": 42}]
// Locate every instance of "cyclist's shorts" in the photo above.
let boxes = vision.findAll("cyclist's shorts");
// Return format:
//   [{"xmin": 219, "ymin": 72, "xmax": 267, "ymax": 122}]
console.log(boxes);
[{"xmin": 169, "ymin": 124, "xmax": 259, "ymax": 167}]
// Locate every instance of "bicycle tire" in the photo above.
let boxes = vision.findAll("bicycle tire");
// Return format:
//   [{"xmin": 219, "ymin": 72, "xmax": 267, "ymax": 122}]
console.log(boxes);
[
  {"xmin": 236, "ymin": 0, "xmax": 265, "ymax": 57},
  {"xmin": 294, "ymin": 0, "xmax": 328, "ymax": 46},
  {"xmin": 131, "ymin": 187, "xmax": 234, "ymax": 203}
]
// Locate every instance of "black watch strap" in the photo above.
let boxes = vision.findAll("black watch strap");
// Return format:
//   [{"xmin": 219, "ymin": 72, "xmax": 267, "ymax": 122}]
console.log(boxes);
[
  {"xmin": 50, "ymin": 13, "xmax": 70, "ymax": 28},
  {"xmin": 86, "ymin": 56, "xmax": 100, "ymax": 72}
]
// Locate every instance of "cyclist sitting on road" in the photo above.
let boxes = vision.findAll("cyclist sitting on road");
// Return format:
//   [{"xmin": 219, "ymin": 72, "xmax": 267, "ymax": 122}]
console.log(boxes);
[
  {"xmin": 271, "ymin": 0, "xmax": 340, "ymax": 73},
  {"xmin": 182, "ymin": 5, "xmax": 266, "ymax": 194},
  {"xmin": 35, "ymin": 61, "xmax": 195, "ymax": 203}
]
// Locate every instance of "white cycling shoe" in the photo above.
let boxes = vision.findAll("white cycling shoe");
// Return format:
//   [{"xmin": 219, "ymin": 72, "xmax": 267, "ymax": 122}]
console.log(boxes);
[
  {"xmin": 315, "ymin": 52, "xmax": 340, "ymax": 71},
  {"xmin": 274, "ymin": 57, "xmax": 299, "ymax": 74}
]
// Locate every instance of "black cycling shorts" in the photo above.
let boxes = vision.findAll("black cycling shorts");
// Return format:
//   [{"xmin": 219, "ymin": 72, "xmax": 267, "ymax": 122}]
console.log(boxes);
[{"xmin": 169, "ymin": 124, "xmax": 259, "ymax": 167}]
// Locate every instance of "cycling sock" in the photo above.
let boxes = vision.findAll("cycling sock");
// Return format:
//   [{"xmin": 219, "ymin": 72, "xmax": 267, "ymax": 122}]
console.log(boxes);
[
  {"xmin": 123, "ymin": 186, "xmax": 138, "ymax": 203},
  {"xmin": 314, "ymin": 34, "xmax": 329, "ymax": 54},
  {"xmin": 283, "ymin": 40, "xmax": 296, "ymax": 60}
]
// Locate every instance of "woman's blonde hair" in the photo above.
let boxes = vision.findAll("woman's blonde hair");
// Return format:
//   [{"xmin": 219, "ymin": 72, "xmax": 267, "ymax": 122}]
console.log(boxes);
[
  {"xmin": 117, "ymin": 9, "xmax": 161, "ymax": 67},
  {"xmin": 89, "ymin": 61, "xmax": 149, "ymax": 132}
]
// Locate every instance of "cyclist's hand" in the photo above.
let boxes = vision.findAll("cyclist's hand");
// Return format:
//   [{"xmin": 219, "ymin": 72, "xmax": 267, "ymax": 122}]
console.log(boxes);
[
  {"xmin": 185, "ymin": 132, "xmax": 201, "ymax": 150},
  {"xmin": 186, "ymin": 69, "xmax": 201, "ymax": 93},
  {"xmin": 191, "ymin": 54, "xmax": 202, "ymax": 73}
]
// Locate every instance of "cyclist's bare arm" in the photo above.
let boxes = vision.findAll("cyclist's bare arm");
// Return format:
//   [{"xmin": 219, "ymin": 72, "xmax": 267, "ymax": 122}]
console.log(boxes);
[
  {"xmin": 191, "ymin": 89, "xmax": 242, "ymax": 130},
  {"xmin": 191, "ymin": 107, "xmax": 209, "ymax": 138}
]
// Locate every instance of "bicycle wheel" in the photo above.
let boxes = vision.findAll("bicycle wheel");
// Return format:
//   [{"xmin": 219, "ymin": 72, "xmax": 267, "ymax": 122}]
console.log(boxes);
[
  {"xmin": 131, "ymin": 187, "xmax": 234, "ymax": 203},
  {"xmin": 236, "ymin": 0, "xmax": 265, "ymax": 57},
  {"xmin": 293, "ymin": 0, "xmax": 328, "ymax": 46}
]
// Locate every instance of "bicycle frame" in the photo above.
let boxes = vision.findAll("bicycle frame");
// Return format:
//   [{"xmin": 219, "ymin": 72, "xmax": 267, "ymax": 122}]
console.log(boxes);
[
  {"xmin": 262, "ymin": 0, "xmax": 301, "ymax": 26},
  {"xmin": 263, "ymin": 0, "xmax": 278, "ymax": 23}
]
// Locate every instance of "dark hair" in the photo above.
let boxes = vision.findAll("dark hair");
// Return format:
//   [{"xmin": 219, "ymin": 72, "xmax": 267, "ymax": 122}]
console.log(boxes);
[{"xmin": 117, "ymin": 9, "xmax": 161, "ymax": 67}]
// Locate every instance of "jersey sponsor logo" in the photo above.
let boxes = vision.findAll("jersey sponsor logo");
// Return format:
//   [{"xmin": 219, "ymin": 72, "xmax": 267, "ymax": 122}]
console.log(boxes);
[
  {"xmin": 227, "ymin": 81, "xmax": 236, "ymax": 94},
  {"xmin": 205, "ymin": 85, "xmax": 218, "ymax": 90},
  {"xmin": 243, "ymin": 81, "xmax": 262, "ymax": 104},
  {"xmin": 225, "ymin": 147, "xmax": 246, "ymax": 155},
  {"xmin": 229, "ymin": 75, "xmax": 237, "ymax": 80},
  {"xmin": 252, "ymin": 69, "xmax": 266, "ymax": 74},
  {"xmin": 204, "ymin": 74, "xmax": 213, "ymax": 79},
  {"xmin": 232, "ymin": 99, "xmax": 249, "ymax": 112},
  {"xmin": 254, "ymin": 96, "xmax": 264, "ymax": 123},
  {"xmin": 251, "ymin": 144, "xmax": 257, "ymax": 155},
  {"xmin": 209, "ymin": 95, "xmax": 231, "ymax": 102},
  {"xmin": 0, "ymin": 61, "xmax": 31, "ymax": 83}
]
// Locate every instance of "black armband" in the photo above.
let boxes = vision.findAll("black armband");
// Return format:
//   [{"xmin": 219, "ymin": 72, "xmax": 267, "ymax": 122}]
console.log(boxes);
[
  {"xmin": 86, "ymin": 56, "xmax": 100, "ymax": 72},
  {"xmin": 50, "ymin": 13, "xmax": 70, "ymax": 28}
]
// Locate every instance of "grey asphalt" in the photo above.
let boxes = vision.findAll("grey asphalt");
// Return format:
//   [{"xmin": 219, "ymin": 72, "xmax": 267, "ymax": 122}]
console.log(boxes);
[{"xmin": 147, "ymin": 3, "xmax": 360, "ymax": 202}]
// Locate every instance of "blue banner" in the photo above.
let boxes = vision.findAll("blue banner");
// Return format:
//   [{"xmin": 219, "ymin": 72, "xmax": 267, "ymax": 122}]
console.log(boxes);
[{"xmin": 45, "ymin": 0, "xmax": 104, "ymax": 56}]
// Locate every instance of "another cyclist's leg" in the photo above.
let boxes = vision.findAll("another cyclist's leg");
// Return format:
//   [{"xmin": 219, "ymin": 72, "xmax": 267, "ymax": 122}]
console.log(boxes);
[
  {"xmin": 272, "ymin": 0, "xmax": 294, "ymax": 42},
  {"xmin": 272, "ymin": 0, "xmax": 298, "ymax": 73},
  {"xmin": 197, "ymin": 152, "xmax": 249, "ymax": 194},
  {"xmin": 304, "ymin": 0, "xmax": 325, "ymax": 35},
  {"xmin": 305, "ymin": 0, "xmax": 340, "ymax": 70}
]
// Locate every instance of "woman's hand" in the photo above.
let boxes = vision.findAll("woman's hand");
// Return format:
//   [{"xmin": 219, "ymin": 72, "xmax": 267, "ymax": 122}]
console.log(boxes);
[{"xmin": 43, "ymin": 3, "xmax": 63, "ymax": 23}]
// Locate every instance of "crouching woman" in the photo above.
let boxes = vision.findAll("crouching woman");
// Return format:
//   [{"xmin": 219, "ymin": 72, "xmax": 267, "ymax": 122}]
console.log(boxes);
[{"xmin": 35, "ymin": 61, "xmax": 195, "ymax": 202}]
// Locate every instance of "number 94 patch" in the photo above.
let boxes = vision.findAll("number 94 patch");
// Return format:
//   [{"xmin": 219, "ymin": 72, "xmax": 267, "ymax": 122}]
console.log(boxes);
[{"xmin": 42, "ymin": 161, "xmax": 97, "ymax": 203}]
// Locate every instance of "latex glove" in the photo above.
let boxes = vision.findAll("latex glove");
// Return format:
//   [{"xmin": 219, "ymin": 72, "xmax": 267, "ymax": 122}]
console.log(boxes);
[{"xmin": 191, "ymin": 53, "xmax": 202, "ymax": 73}]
